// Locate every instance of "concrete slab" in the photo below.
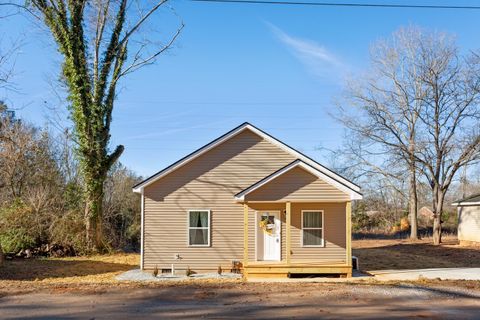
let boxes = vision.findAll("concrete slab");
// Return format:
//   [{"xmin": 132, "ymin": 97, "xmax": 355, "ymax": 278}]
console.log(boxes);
[
  {"xmin": 117, "ymin": 268, "xmax": 480, "ymax": 283},
  {"xmin": 116, "ymin": 268, "xmax": 242, "ymax": 281},
  {"xmin": 369, "ymin": 268, "xmax": 480, "ymax": 281}
]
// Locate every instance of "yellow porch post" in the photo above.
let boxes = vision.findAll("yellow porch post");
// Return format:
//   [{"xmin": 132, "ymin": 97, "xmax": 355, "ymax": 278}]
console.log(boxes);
[
  {"xmin": 346, "ymin": 201, "xmax": 352, "ymax": 270},
  {"xmin": 286, "ymin": 201, "xmax": 291, "ymax": 264},
  {"xmin": 243, "ymin": 202, "xmax": 249, "ymax": 268}
]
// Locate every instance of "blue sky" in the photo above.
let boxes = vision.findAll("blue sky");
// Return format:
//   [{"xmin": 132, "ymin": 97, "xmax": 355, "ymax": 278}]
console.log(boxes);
[{"xmin": 2, "ymin": 0, "xmax": 480, "ymax": 177}]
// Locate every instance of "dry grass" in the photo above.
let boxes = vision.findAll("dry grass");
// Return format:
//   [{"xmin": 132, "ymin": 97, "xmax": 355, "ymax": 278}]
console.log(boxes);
[
  {"xmin": 1, "ymin": 237, "xmax": 480, "ymax": 297},
  {"xmin": 0, "ymin": 253, "xmax": 244, "ymax": 296},
  {"xmin": 0, "ymin": 253, "xmax": 139, "ymax": 283},
  {"xmin": 353, "ymin": 236, "xmax": 480, "ymax": 270}
]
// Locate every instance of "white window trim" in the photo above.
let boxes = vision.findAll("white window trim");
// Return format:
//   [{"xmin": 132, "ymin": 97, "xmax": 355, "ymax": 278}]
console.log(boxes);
[
  {"xmin": 187, "ymin": 209, "xmax": 211, "ymax": 247},
  {"xmin": 301, "ymin": 210, "xmax": 325, "ymax": 247}
]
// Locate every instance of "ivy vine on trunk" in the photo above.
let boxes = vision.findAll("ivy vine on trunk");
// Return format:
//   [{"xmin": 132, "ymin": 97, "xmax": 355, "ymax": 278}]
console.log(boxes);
[{"xmin": 30, "ymin": 0, "xmax": 182, "ymax": 251}]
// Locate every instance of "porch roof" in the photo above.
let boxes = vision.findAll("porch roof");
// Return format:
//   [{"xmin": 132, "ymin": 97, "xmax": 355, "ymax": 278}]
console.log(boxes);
[
  {"xmin": 234, "ymin": 159, "xmax": 363, "ymax": 202},
  {"xmin": 452, "ymin": 193, "xmax": 480, "ymax": 206}
]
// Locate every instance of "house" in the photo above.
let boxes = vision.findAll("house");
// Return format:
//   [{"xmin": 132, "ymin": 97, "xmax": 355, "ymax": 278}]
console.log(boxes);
[
  {"xmin": 452, "ymin": 194, "xmax": 480, "ymax": 245},
  {"xmin": 132, "ymin": 123, "xmax": 362, "ymax": 278},
  {"xmin": 407, "ymin": 206, "xmax": 434, "ymax": 227},
  {"xmin": 418, "ymin": 206, "xmax": 434, "ymax": 220}
]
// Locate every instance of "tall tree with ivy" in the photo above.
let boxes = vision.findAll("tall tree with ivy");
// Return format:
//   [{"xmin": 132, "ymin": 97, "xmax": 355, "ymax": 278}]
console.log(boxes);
[{"xmin": 30, "ymin": 0, "xmax": 182, "ymax": 251}]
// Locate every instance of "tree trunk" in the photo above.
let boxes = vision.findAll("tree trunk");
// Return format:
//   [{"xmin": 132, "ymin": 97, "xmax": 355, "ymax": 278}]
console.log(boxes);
[
  {"xmin": 433, "ymin": 213, "xmax": 441, "ymax": 245},
  {"xmin": 408, "ymin": 162, "xmax": 418, "ymax": 240},
  {"xmin": 84, "ymin": 179, "xmax": 105, "ymax": 252},
  {"xmin": 0, "ymin": 243, "xmax": 4, "ymax": 267},
  {"xmin": 432, "ymin": 187, "xmax": 444, "ymax": 245}
]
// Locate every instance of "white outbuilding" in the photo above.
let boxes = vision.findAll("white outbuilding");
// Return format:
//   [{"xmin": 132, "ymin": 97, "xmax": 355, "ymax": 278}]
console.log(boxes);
[{"xmin": 452, "ymin": 194, "xmax": 480, "ymax": 245}]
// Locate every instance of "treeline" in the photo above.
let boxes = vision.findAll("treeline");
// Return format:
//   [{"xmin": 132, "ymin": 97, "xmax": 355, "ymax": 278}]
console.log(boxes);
[
  {"xmin": 350, "ymin": 182, "xmax": 463, "ymax": 237},
  {"xmin": 0, "ymin": 104, "xmax": 141, "ymax": 256},
  {"xmin": 332, "ymin": 27, "xmax": 480, "ymax": 242}
]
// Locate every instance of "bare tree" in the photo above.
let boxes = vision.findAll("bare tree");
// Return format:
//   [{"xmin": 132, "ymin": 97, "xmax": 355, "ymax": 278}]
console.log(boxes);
[
  {"xmin": 103, "ymin": 162, "xmax": 141, "ymax": 250},
  {"xmin": 0, "ymin": 107, "xmax": 68, "ymax": 254},
  {"xmin": 0, "ymin": 24, "xmax": 22, "ymax": 265},
  {"xmin": 27, "ymin": 0, "xmax": 183, "ymax": 251},
  {"xmin": 336, "ymin": 27, "xmax": 429, "ymax": 239},
  {"xmin": 0, "ymin": 114, "xmax": 37, "ymax": 199},
  {"xmin": 337, "ymin": 27, "xmax": 480, "ymax": 245},
  {"xmin": 0, "ymin": 14, "xmax": 22, "ymax": 265},
  {"xmin": 413, "ymin": 37, "xmax": 480, "ymax": 245}
]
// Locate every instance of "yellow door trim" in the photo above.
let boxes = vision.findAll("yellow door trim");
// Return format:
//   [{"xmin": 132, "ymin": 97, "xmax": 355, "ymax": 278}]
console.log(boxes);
[
  {"xmin": 286, "ymin": 202, "xmax": 291, "ymax": 264},
  {"xmin": 243, "ymin": 202, "xmax": 249, "ymax": 267}
]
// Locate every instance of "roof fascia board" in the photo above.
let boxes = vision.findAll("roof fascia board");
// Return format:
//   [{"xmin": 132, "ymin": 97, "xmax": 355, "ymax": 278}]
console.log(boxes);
[
  {"xmin": 133, "ymin": 123, "xmax": 361, "ymax": 194},
  {"xmin": 452, "ymin": 202, "xmax": 480, "ymax": 206}
]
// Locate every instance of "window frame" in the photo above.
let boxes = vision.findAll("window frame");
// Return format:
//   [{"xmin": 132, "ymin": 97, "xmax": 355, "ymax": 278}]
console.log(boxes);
[
  {"xmin": 187, "ymin": 209, "xmax": 211, "ymax": 247},
  {"xmin": 301, "ymin": 210, "xmax": 325, "ymax": 247}
]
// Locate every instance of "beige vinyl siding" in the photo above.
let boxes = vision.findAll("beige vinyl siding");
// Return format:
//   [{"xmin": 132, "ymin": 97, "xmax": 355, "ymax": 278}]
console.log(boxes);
[
  {"xmin": 143, "ymin": 129, "xmax": 295, "ymax": 271},
  {"xmin": 290, "ymin": 203, "xmax": 346, "ymax": 264},
  {"xmin": 246, "ymin": 202, "xmax": 346, "ymax": 264},
  {"xmin": 245, "ymin": 166, "xmax": 350, "ymax": 202},
  {"xmin": 458, "ymin": 206, "xmax": 480, "ymax": 243}
]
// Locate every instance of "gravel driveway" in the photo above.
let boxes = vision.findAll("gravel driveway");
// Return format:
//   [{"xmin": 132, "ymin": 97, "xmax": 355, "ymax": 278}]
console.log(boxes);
[{"xmin": 1, "ymin": 282, "xmax": 480, "ymax": 319}]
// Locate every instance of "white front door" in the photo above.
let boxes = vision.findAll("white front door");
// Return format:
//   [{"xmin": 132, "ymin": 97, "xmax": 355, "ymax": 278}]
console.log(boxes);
[{"xmin": 257, "ymin": 211, "xmax": 281, "ymax": 261}]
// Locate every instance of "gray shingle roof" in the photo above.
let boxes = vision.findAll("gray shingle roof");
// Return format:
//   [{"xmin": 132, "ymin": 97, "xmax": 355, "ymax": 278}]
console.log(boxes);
[{"xmin": 453, "ymin": 193, "xmax": 480, "ymax": 205}]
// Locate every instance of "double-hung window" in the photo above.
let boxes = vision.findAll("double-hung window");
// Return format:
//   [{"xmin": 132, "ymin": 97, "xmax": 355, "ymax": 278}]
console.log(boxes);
[
  {"xmin": 302, "ymin": 210, "xmax": 324, "ymax": 247},
  {"xmin": 188, "ymin": 210, "xmax": 210, "ymax": 246}
]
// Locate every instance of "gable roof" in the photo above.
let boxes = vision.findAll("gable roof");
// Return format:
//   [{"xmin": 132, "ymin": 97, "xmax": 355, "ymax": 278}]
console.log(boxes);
[
  {"xmin": 235, "ymin": 159, "xmax": 362, "ymax": 201},
  {"xmin": 452, "ymin": 193, "xmax": 480, "ymax": 206},
  {"xmin": 132, "ymin": 122, "xmax": 361, "ymax": 196}
]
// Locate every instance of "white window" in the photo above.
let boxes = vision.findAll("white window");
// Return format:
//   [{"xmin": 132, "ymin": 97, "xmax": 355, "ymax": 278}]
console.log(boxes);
[
  {"xmin": 188, "ymin": 210, "xmax": 210, "ymax": 246},
  {"xmin": 301, "ymin": 210, "xmax": 324, "ymax": 247}
]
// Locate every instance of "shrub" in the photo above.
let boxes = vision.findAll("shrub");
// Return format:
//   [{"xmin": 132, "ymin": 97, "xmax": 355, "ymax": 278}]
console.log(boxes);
[
  {"xmin": 49, "ymin": 210, "xmax": 87, "ymax": 254},
  {"xmin": 0, "ymin": 200, "xmax": 38, "ymax": 253},
  {"xmin": 400, "ymin": 217, "xmax": 410, "ymax": 231},
  {"xmin": 0, "ymin": 110, "xmax": 142, "ymax": 255},
  {"xmin": 391, "ymin": 225, "xmax": 401, "ymax": 234},
  {"xmin": 352, "ymin": 211, "xmax": 371, "ymax": 232},
  {"xmin": 0, "ymin": 228, "xmax": 36, "ymax": 253}
]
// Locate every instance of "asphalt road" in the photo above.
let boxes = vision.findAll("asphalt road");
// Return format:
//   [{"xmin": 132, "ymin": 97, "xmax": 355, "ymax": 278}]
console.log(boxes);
[{"xmin": 1, "ymin": 283, "xmax": 480, "ymax": 319}]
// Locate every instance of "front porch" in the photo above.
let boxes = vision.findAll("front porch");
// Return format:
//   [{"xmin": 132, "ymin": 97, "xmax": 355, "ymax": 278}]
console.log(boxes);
[
  {"xmin": 234, "ymin": 159, "xmax": 359, "ymax": 279},
  {"xmin": 242, "ymin": 201, "xmax": 353, "ymax": 279}
]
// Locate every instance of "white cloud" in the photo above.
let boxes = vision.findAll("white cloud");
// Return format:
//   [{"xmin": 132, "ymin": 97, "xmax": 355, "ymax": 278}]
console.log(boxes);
[{"xmin": 267, "ymin": 23, "xmax": 346, "ymax": 79}]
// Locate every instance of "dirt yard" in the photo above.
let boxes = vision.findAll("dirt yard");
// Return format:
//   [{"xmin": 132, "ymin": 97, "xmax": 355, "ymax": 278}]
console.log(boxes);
[
  {"xmin": 1, "ymin": 239, "xmax": 480, "ymax": 318},
  {"xmin": 0, "ymin": 237, "xmax": 479, "ymax": 288},
  {"xmin": 0, "ymin": 253, "xmax": 139, "ymax": 284},
  {"xmin": 353, "ymin": 236, "xmax": 480, "ymax": 270},
  {"xmin": 0, "ymin": 237, "xmax": 479, "ymax": 290}
]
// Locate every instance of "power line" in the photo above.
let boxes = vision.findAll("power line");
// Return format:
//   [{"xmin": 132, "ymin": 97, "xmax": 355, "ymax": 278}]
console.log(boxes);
[{"xmin": 190, "ymin": 0, "xmax": 480, "ymax": 10}]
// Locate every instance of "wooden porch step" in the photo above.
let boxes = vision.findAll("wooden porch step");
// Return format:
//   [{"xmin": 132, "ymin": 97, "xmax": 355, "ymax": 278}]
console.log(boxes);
[{"xmin": 244, "ymin": 264, "xmax": 352, "ymax": 279}]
